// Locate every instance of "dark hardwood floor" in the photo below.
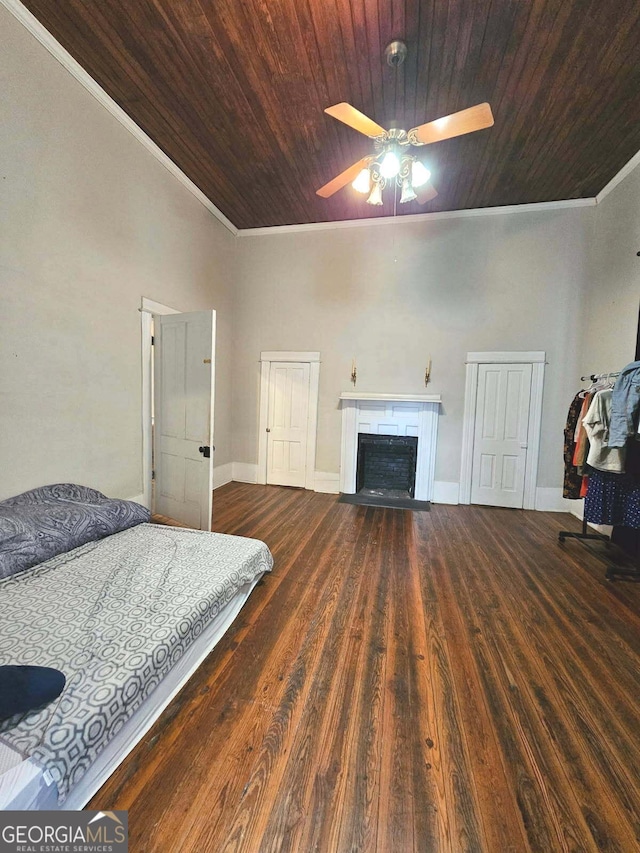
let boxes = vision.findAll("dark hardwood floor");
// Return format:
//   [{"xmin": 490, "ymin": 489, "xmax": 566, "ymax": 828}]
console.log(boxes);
[{"xmin": 90, "ymin": 484, "xmax": 640, "ymax": 852}]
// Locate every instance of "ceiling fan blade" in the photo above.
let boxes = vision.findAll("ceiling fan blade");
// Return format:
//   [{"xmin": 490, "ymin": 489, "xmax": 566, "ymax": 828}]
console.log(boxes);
[
  {"xmin": 415, "ymin": 181, "xmax": 438, "ymax": 205},
  {"xmin": 316, "ymin": 157, "xmax": 372, "ymax": 198},
  {"xmin": 324, "ymin": 103, "xmax": 387, "ymax": 138},
  {"xmin": 409, "ymin": 103, "xmax": 494, "ymax": 146}
]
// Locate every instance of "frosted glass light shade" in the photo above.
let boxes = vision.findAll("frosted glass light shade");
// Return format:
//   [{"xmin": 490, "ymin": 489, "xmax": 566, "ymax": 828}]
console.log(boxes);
[
  {"xmin": 411, "ymin": 160, "xmax": 431, "ymax": 187},
  {"xmin": 400, "ymin": 177, "xmax": 417, "ymax": 204},
  {"xmin": 380, "ymin": 151, "xmax": 400, "ymax": 179},
  {"xmin": 366, "ymin": 182, "xmax": 383, "ymax": 205},
  {"xmin": 352, "ymin": 168, "xmax": 371, "ymax": 194}
]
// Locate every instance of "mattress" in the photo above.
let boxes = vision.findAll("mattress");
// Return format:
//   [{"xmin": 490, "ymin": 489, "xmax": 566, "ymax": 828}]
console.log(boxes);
[
  {"xmin": 0, "ymin": 576, "xmax": 262, "ymax": 810},
  {"xmin": 0, "ymin": 523, "xmax": 272, "ymax": 805}
]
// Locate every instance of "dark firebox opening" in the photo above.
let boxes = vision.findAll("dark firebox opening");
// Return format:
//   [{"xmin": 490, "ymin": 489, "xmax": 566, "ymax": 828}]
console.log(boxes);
[{"xmin": 356, "ymin": 433, "xmax": 418, "ymax": 499}]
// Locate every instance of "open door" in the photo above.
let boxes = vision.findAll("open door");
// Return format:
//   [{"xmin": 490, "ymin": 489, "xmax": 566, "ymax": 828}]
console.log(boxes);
[{"xmin": 153, "ymin": 311, "xmax": 215, "ymax": 530}]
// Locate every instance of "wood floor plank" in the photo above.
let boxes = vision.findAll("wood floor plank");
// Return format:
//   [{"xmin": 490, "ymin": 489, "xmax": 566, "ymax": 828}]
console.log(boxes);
[
  {"xmin": 413, "ymin": 513, "xmax": 531, "ymax": 853},
  {"xmin": 89, "ymin": 485, "xmax": 640, "ymax": 852},
  {"xmin": 461, "ymin": 511, "xmax": 640, "ymax": 848},
  {"xmin": 218, "ymin": 504, "xmax": 374, "ymax": 852},
  {"xmin": 440, "ymin": 506, "xmax": 640, "ymax": 850}
]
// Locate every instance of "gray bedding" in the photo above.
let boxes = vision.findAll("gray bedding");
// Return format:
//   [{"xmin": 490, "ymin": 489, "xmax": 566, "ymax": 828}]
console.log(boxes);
[
  {"xmin": 0, "ymin": 484, "xmax": 150, "ymax": 579},
  {"xmin": 0, "ymin": 523, "xmax": 272, "ymax": 801}
]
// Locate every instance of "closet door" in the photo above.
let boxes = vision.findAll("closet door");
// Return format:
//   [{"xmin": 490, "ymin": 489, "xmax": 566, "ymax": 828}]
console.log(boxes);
[
  {"xmin": 266, "ymin": 362, "xmax": 310, "ymax": 488},
  {"xmin": 470, "ymin": 363, "xmax": 532, "ymax": 508}
]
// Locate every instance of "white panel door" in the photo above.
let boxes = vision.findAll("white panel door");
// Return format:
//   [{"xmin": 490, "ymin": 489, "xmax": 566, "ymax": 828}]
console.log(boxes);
[
  {"xmin": 471, "ymin": 363, "xmax": 532, "ymax": 508},
  {"xmin": 267, "ymin": 362, "xmax": 310, "ymax": 487},
  {"xmin": 154, "ymin": 311, "xmax": 215, "ymax": 529}
]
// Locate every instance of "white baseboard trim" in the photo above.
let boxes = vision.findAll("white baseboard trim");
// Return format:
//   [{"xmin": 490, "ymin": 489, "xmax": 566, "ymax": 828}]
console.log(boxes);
[
  {"xmin": 534, "ymin": 487, "xmax": 581, "ymax": 513},
  {"xmin": 314, "ymin": 471, "xmax": 340, "ymax": 494},
  {"xmin": 230, "ymin": 463, "xmax": 340, "ymax": 493},
  {"xmin": 557, "ymin": 494, "xmax": 612, "ymax": 534},
  {"xmin": 566, "ymin": 498, "xmax": 585, "ymax": 519},
  {"xmin": 432, "ymin": 481, "xmax": 460, "ymax": 505},
  {"xmin": 213, "ymin": 462, "xmax": 233, "ymax": 490},
  {"xmin": 534, "ymin": 488, "xmax": 611, "ymax": 533},
  {"xmin": 232, "ymin": 462, "xmax": 259, "ymax": 484}
]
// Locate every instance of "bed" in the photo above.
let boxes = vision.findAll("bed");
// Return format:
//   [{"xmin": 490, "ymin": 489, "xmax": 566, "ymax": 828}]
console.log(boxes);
[{"xmin": 0, "ymin": 485, "xmax": 272, "ymax": 810}]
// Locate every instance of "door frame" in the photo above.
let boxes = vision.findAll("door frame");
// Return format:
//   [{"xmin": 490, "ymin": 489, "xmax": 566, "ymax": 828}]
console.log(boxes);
[
  {"xmin": 140, "ymin": 297, "xmax": 180, "ymax": 510},
  {"xmin": 257, "ymin": 351, "xmax": 320, "ymax": 490},
  {"xmin": 460, "ymin": 351, "xmax": 546, "ymax": 510}
]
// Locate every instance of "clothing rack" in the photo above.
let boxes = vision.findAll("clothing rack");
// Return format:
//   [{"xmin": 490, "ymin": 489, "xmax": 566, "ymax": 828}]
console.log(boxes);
[
  {"xmin": 560, "ymin": 517, "xmax": 640, "ymax": 581},
  {"xmin": 559, "ymin": 516, "xmax": 610, "ymax": 547},
  {"xmin": 559, "ymin": 369, "xmax": 640, "ymax": 580},
  {"xmin": 579, "ymin": 371, "xmax": 620, "ymax": 381}
]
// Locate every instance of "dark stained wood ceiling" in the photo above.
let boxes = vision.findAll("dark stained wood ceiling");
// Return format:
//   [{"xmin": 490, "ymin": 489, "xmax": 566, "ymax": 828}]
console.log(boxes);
[{"xmin": 21, "ymin": 0, "xmax": 640, "ymax": 229}]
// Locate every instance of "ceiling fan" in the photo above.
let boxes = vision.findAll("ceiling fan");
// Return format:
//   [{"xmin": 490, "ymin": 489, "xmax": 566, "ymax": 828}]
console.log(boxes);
[
  {"xmin": 316, "ymin": 42, "xmax": 494, "ymax": 207},
  {"xmin": 317, "ymin": 101, "xmax": 494, "ymax": 206}
]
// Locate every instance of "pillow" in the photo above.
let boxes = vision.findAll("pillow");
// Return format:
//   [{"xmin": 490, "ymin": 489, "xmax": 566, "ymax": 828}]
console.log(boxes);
[
  {"xmin": 0, "ymin": 484, "xmax": 150, "ymax": 580},
  {"xmin": 0, "ymin": 483, "xmax": 107, "ymax": 508},
  {"xmin": 0, "ymin": 666, "xmax": 66, "ymax": 721}
]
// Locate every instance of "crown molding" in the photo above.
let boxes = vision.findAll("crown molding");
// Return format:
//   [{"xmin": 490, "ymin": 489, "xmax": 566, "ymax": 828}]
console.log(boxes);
[
  {"xmin": 237, "ymin": 198, "xmax": 596, "ymax": 236},
  {"xmin": 594, "ymin": 148, "xmax": 640, "ymax": 205},
  {"xmin": 1, "ymin": 0, "xmax": 238, "ymax": 237}
]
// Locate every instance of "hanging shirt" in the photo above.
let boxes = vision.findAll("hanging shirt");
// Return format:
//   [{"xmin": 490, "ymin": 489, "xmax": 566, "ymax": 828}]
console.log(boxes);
[
  {"xmin": 609, "ymin": 361, "xmax": 640, "ymax": 447},
  {"xmin": 583, "ymin": 388, "xmax": 626, "ymax": 473}
]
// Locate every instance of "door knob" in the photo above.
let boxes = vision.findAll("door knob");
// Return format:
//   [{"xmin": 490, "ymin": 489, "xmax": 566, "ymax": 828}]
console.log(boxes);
[
  {"xmin": 198, "ymin": 446, "xmax": 211, "ymax": 458},
  {"xmin": 266, "ymin": 428, "xmax": 271, "ymax": 433}
]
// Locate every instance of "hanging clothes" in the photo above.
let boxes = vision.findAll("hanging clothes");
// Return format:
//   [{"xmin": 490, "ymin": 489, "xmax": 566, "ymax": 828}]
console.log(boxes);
[
  {"xmin": 609, "ymin": 360, "xmax": 640, "ymax": 447},
  {"xmin": 563, "ymin": 393, "xmax": 584, "ymax": 499},
  {"xmin": 583, "ymin": 388, "xmax": 626, "ymax": 473},
  {"xmin": 584, "ymin": 470, "xmax": 640, "ymax": 527},
  {"xmin": 572, "ymin": 393, "xmax": 593, "ymax": 474}
]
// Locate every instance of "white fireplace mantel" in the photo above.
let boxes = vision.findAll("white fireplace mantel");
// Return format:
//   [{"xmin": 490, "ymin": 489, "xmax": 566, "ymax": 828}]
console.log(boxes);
[
  {"xmin": 339, "ymin": 394, "xmax": 442, "ymax": 500},
  {"xmin": 340, "ymin": 392, "xmax": 442, "ymax": 404}
]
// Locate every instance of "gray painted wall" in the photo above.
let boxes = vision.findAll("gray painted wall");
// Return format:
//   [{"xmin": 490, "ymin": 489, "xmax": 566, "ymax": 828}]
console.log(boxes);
[
  {"xmin": 0, "ymin": 7, "xmax": 237, "ymax": 502},
  {"xmin": 581, "ymin": 163, "xmax": 640, "ymax": 375},
  {"xmin": 233, "ymin": 207, "xmax": 594, "ymax": 490},
  {"xmin": 3, "ymin": 3, "xmax": 636, "ymax": 507}
]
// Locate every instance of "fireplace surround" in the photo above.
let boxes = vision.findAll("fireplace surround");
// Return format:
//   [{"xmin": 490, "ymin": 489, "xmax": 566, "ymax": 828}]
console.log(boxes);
[{"xmin": 339, "ymin": 393, "xmax": 442, "ymax": 501}]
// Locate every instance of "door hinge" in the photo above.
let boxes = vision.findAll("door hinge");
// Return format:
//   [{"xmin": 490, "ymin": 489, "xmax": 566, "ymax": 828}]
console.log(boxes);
[
  {"xmin": 151, "ymin": 335, "xmax": 155, "ymax": 346},
  {"xmin": 151, "ymin": 469, "xmax": 155, "ymax": 480}
]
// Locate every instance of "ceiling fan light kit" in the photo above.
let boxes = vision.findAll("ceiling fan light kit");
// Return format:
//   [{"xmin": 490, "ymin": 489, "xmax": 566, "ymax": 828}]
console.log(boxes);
[
  {"xmin": 318, "ymin": 40, "xmax": 494, "ymax": 209},
  {"xmin": 353, "ymin": 149, "xmax": 431, "ymax": 206}
]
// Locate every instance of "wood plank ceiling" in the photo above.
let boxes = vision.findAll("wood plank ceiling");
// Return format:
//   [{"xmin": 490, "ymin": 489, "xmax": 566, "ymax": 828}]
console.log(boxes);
[{"xmin": 21, "ymin": 0, "xmax": 640, "ymax": 229}]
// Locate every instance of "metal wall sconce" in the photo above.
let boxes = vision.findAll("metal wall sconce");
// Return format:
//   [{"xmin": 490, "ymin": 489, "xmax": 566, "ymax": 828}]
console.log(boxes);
[
  {"xmin": 351, "ymin": 358, "xmax": 357, "ymax": 386},
  {"xmin": 424, "ymin": 355, "xmax": 432, "ymax": 386}
]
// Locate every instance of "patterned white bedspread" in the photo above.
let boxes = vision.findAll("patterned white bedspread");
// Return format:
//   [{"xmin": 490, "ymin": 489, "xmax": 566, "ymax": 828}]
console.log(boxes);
[{"xmin": 0, "ymin": 523, "xmax": 272, "ymax": 801}]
